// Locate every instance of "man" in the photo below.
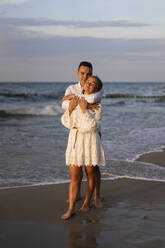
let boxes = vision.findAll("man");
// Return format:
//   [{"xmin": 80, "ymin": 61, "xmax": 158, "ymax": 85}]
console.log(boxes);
[
  {"xmin": 62, "ymin": 61, "xmax": 103, "ymax": 209},
  {"xmin": 62, "ymin": 61, "xmax": 103, "ymax": 110}
]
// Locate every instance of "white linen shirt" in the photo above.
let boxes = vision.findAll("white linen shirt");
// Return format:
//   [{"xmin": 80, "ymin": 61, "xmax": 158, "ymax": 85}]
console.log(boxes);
[{"xmin": 62, "ymin": 82, "xmax": 103, "ymax": 110}]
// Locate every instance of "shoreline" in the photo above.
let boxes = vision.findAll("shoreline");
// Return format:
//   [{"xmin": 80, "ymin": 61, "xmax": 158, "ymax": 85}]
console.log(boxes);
[
  {"xmin": 136, "ymin": 148, "xmax": 165, "ymax": 167},
  {"xmin": 1, "ymin": 174, "xmax": 165, "ymax": 191},
  {"xmin": 1, "ymin": 147, "xmax": 165, "ymax": 191}
]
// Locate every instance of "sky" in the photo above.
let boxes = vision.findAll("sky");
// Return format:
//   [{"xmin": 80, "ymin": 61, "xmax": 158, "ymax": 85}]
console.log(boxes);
[{"xmin": 0, "ymin": 0, "xmax": 165, "ymax": 82}]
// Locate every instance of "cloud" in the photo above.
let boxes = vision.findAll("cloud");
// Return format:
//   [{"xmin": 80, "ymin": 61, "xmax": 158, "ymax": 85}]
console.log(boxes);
[
  {"xmin": 1, "ymin": 17, "xmax": 150, "ymax": 28},
  {"xmin": 0, "ymin": 17, "xmax": 164, "ymax": 82},
  {"xmin": 0, "ymin": 16, "xmax": 163, "ymax": 61},
  {"xmin": 0, "ymin": 0, "xmax": 28, "ymax": 4},
  {"xmin": 4, "ymin": 21, "xmax": 165, "ymax": 62}
]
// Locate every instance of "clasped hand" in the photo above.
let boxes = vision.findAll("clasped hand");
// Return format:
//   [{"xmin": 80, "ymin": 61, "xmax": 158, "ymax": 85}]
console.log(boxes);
[
  {"xmin": 79, "ymin": 97, "xmax": 87, "ymax": 113},
  {"xmin": 68, "ymin": 96, "xmax": 87, "ymax": 115}
]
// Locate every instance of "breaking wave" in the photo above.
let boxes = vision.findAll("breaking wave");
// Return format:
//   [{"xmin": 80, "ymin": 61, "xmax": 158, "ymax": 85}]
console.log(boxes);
[
  {"xmin": 103, "ymin": 93, "xmax": 165, "ymax": 99},
  {"xmin": 0, "ymin": 105, "xmax": 63, "ymax": 117},
  {"xmin": 0, "ymin": 92, "xmax": 63, "ymax": 100}
]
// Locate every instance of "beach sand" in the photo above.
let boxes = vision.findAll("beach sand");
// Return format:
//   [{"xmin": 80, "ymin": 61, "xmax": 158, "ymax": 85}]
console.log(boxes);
[
  {"xmin": 137, "ymin": 149, "xmax": 165, "ymax": 167},
  {"xmin": 1, "ymin": 151, "xmax": 165, "ymax": 248}
]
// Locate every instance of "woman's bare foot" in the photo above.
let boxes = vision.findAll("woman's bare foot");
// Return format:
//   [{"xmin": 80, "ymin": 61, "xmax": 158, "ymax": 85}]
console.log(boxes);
[
  {"xmin": 61, "ymin": 209, "xmax": 74, "ymax": 220},
  {"xmin": 95, "ymin": 198, "xmax": 103, "ymax": 208}
]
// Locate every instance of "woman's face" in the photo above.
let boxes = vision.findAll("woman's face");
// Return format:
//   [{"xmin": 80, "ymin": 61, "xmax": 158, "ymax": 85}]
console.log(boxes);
[{"xmin": 83, "ymin": 77, "xmax": 98, "ymax": 94}]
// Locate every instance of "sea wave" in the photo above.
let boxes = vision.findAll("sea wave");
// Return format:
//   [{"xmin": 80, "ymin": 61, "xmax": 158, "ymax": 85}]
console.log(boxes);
[
  {"xmin": 102, "ymin": 160, "xmax": 165, "ymax": 181},
  {"xmin": 0, "ymin": 92, "xmax": 63, "ymax": 100},
  {"xmin": 103, "ymin": 126, "xmax": 165, "ymax": 161},
  {"xmin": 103, "ymin": 93, "xmax": 165, "ymax": 99},
  {"xmin": 1, "ymin": 92, "xmax": 165, "ymax": 100},
  {"xmin": 0, "ymin": 105, "xmax": 63, "ymax": 117}
]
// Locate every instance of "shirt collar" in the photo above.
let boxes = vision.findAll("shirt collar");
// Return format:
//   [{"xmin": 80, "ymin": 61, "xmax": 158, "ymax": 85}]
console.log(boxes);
[
  {"xmin": 78, "ymin": 81, "xmax": 82, "ymax": 88},
  {"xmin": 78, "ymin": 81, "xmax": 84, "ymax": 93}
]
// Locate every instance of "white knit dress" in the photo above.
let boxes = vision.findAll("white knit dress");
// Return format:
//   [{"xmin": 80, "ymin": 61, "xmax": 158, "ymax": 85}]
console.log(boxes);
[{"xmin": 61, "ymin": 104, "xmax": 106, "ymax": 166}]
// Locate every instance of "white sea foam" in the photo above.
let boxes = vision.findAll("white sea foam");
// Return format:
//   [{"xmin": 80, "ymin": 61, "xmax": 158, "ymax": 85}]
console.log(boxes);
[
  {"xmin": 102, "ymin": 159, "xmax": 165, "ymax": 182},
  {"xmin": 103, "ymin": 126, "xmax": 165, "ymax": 161},
  {"xmin": 1, "ymin": 104, "xmax": 64, "ymax": 116}
]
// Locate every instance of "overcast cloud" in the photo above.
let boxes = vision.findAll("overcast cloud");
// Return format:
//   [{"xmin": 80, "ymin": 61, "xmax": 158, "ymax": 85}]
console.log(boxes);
[
  {"xmin": 0, "ymin": 0, "xmax": 165, "ymax": 82},
  {"xmin": 0, "ymin": 0, "xmax": 28, "ymax": 4},
  {"xmin": 2, "ymin": 17, "xmax": 150, "ymax": 28},
  {"xmin": 3, "ymin": 17, "xmax": 164, "ymax": 61}
]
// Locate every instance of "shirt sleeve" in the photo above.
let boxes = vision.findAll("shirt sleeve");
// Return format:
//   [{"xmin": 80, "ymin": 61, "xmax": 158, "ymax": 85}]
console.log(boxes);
[
  {"xmin": 61, "ymin": 86, "xmax": 73, "ymax": 110},
  {"xmin": 83, "ymin": 88, "xmax": 103, "ymax": 103}
]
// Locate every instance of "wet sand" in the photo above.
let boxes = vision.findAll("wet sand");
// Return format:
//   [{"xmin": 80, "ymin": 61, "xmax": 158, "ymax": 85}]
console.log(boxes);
[
  {"xmin": 1, "ymin": 148, "xmax": 165, "ymax": 248},
  {"xmin": 137, "ymin": 149, "xmax": 165, "ymax": 167},
  {"xmin": 1, "ymin": 166, "xmax": 165, "ymax": 248}
]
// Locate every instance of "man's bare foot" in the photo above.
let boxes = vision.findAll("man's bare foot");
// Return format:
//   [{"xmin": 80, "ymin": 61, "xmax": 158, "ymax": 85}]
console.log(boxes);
[
  {"xmin": 80, "ymin": 204, "xmax": 90, "ymax": 212},
  {"xmin": 61, "ymin": 209, "xmax": 74, "ymax": 220},
  {"xmin": 95, "ymin": 198, "xmax": 103, "ymax": 208}
]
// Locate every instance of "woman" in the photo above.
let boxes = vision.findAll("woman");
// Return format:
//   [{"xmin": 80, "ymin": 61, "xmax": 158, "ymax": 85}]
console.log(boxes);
[{"xmin": 61, "ymin": 76, "xmax": 106, "ymax": 220}]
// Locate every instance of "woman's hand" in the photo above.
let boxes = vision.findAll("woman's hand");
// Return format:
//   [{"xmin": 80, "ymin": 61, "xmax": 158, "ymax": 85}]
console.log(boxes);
[
  {"xmin": 62, "ymin": 94, "xmax": 75, "ymax": 102},
  {"xmin": 68, "ymin": 96, "xmax": 79, "ymax": 115},
  {"xmin": 79, "ymin": 97, "xmax": 87, "ymax": 113}
]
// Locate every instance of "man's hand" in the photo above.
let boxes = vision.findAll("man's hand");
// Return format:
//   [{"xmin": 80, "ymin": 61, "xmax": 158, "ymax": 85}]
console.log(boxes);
[
  {"xmin": 79, "ymin": 97, "xmax": 87, "ymax": 113},
  {"xmin": 68, "ymin": 96, "xmax": 79, "ymax": 115},
  {"xmin": 87, "ymin": 103, "xmax": 100, "ymax": 112},
  {"xmin": 62, "ymin": 94, "xmax": 75, "ymax": 102}
]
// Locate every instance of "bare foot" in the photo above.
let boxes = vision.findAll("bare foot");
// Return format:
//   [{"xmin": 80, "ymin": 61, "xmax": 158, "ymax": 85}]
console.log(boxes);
[
  {"xmin": 61, "ymin": 209, "xmax": 74, "ymax": 220},
  {"xmin": 80, "ymin": 204, "xmax": 90, "ymax": 212},
  {"xmin": 95, "ymin": 198, "xmax": 103, "ymax": 208}
]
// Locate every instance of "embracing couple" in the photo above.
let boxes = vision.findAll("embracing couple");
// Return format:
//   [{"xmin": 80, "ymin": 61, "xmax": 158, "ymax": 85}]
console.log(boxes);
[{"xmin": 61, "ymin": 61, "xmax": 106, "ymax": 220}]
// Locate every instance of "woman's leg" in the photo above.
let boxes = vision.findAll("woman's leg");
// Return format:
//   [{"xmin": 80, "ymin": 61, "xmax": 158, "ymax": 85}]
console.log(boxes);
[
  {"xmin": 66, "ymin": 168, "xmax": 83, "ymax": 203},
  {"xmin": 80, "ymin": 165, "xmax": 97, "ymax": 212},
  {"xmin": 61, "ymin": 165, "xmax": 83, "ymax": 220}
]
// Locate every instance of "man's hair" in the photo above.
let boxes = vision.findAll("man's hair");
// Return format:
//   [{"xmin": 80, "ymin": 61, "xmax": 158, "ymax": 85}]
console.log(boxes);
[{"xmin": 78, "ymin": 61, "xmax": 93, "ymax": 72}]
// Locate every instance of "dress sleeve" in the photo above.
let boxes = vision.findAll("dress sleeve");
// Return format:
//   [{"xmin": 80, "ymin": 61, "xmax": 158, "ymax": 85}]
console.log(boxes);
[
  {"xmin": 78, "ymin": 105, "xmax": 102, "ymax": 133},
  {"xmin": 61, "ymin": 111, "xmax": 73, "ymax": 129}
]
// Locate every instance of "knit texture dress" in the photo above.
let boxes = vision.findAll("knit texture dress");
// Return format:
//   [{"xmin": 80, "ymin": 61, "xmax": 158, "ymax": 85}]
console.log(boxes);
[{"xmin": 61, "ymin": 104, "xmax": 106, "ymax": 166}]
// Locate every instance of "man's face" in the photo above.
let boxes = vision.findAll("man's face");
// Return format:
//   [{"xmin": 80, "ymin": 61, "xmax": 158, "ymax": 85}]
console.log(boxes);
[{"xmin": 77, "ymin": 66, "xmax": 92, "ymax": 87}]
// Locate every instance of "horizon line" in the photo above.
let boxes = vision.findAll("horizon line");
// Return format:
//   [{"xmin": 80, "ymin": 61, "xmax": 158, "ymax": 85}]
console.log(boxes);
[{"xmin": 0, "ymin": 81, "xmax": 165, "ymax": 83}]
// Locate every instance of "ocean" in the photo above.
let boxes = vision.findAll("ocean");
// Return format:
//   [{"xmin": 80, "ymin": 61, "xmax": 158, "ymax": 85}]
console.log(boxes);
[{"xmin": 1, "ymin": 82, "xmax": 165, "ymax": 188}]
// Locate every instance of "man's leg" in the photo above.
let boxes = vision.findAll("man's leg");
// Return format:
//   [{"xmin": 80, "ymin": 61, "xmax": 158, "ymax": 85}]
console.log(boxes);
[{"xmin": 94, "ymin": 166, "xmax": 103, "ymax": 208}]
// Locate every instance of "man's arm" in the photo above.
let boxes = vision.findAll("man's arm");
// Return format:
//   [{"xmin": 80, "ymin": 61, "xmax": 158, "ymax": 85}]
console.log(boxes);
[
  {"xmin": 83, "ymin": 88, "xmax": 104, "ymax": 104},
  {"xmin": 62, "ymin": 85, "xmax": 73, "ymax": 110},
  {"xmin": 62, "ymin": 94, "xmax": 75, "ymax": 102},
  {"xmin": 84, "ymin": 88, "xmax": 103, "ymax": 111}
]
